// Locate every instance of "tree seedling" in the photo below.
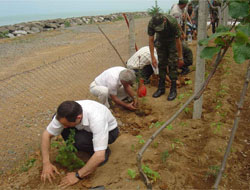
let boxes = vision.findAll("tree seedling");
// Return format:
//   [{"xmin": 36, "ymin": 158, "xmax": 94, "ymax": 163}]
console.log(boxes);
[
  {"xmin": 161, "ymin": 150, "xmax": 170, "ymax": 163},
  {"xmin": 52, "ymin": 129, "xmax": 85, "ymax": 171},
  {"xmin": 211, "ymin": 122, "xmax": 223, "ymax": 134},
  {"xmin": 185, "ymin": 80, "xmax": 192, "ymax": 85},
  {"xmin": 128, "ymin": 169, "xmax": 137, "ymax": 179},
  {"xmin": 136, "ymin": 135, "xmax": 145, "ymax": 145},
  {"xmin": 142, "ymin": 165, "xmax": 160, "ymax": 182},
  {"xmin": 20, "ymin": 158, "xmax": 36, "ymax": 172},
  {"xmin": 166, "ymin": 124, "xmax": 173, "ymax": 130}
]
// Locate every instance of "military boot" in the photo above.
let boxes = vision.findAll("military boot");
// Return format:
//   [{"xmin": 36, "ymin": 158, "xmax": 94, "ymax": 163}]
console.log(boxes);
[
  {"xmin": 152, "ymin": 78, "xmax": 165, "ymax": 98},
  {"xmin": 167, "ymin": 80, "xmax": 177, "ymax": 101}
]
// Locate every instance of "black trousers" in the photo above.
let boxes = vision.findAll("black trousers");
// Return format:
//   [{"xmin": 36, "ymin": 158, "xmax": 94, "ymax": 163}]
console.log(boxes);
[{"xmin": 61, "ymin": 127, "xmax": 119, "ymax": 153}]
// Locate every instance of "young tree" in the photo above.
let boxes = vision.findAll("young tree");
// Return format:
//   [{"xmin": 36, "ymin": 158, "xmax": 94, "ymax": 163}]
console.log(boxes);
[{"xmin": 148, "ymin": 0, "xmax": 163, "ymax": 16}]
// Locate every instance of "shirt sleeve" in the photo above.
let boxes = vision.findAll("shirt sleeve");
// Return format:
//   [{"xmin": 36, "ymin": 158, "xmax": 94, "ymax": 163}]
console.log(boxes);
[
  {"xmin": 90, "ymin": 117, "xmax": 109, "ymax": 152},
  {"xmin": 46, "ymin": 117, "xmax": 64, "ymax": 136}
]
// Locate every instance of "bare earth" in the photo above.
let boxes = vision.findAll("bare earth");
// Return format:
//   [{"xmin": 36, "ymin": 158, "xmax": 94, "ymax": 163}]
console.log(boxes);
[{"xmin": 0, "ymin": 18, "xmax": 249, "ymax": 189}]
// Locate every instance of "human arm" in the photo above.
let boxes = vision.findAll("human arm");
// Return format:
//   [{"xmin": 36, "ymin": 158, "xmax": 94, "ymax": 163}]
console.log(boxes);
[
  {"xmin": 41, "ymin": 130, "xmax": 60, "ymax": 183},
  {"xmin": 59, "ymin": 150, "xmax": 106, "ymax": 188},
  {"xmin": 149, "ymin": 35, "xmax": 157, "ymax": 68},
  {"xmin": 110, "ymin": 81, "xmax": 137, "ymax": 111},
  {"xmin": 176, "ymin": 38, "xmax": 184, "ymax": 68}
]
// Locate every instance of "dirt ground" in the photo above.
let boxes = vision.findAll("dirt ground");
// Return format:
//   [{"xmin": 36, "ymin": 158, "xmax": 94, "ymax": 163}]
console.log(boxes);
[{"xmin": 0, "ymin": 18, "xmax": 249, "ymax": 190}]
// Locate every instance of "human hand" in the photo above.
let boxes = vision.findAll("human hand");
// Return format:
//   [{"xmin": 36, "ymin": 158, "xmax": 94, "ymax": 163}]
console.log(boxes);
[
  {"xmin": 178, "ymin": 59, "xmax": 184, "ymax": 69},
  {"xmin": 127, "ymin": 102, "xmax": 137, "ymax": 111},
  {"xmin": 152, "ymin": 56, "xmax": 157, "ymax": 68},
  {"xmin": 41, "ymin": 162, "xmax": 60, "ymax": 183},
  {"xmin": 59, "ymin": 172, "xmax": 79, "ymax": 188}
]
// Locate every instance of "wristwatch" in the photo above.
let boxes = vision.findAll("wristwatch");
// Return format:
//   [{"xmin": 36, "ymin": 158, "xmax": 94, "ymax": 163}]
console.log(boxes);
[
  {"xmin": 178, "ymin": 57, "xmax": 183, "ymax": 60},
  {"xmin": 75, "ymin": 171, "xmax": 84, "ymax": 180}
]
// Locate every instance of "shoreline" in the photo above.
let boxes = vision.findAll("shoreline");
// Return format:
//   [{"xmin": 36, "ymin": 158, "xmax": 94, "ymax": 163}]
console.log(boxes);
[{"xmin": 0, "ymin": 11, "xmax": 148, "ymax": 39}]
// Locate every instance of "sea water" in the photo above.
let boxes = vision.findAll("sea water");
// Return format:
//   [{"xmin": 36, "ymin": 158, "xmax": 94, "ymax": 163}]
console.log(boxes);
[{"xmin": 0, "ymin": 0, "xmax": 177, "ymax": 26}]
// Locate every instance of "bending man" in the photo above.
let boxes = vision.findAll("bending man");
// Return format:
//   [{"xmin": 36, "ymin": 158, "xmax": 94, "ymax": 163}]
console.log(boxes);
[
  {"xmin": 41, "ymin": 100, "xmax": 119, "ymax": 187},
  {"xmin": 90, "ymin": 66, "xmax": 137, "ymax": 110}
]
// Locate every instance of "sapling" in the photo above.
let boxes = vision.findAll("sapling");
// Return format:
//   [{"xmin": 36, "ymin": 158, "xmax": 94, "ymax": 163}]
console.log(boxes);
[
  {"xmin": 142, "ymin": 165, "xmax": 160, "ymax": 182},
  {"xmin": 52, "ymin": 129, "xmax": 85, "ymax": 171},
  {"xmin": 161, "ymin": 150, "xmax": 170, "ymax": 163},
  {"xmin": 128, "ymin": 169, "xmax": 137, "ymax": 179}
]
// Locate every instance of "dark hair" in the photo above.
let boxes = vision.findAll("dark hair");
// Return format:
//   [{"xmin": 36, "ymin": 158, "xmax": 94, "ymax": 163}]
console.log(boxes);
[{"xmin": 56, "ymin": 101, "xmax": 82, "ymax": 122}]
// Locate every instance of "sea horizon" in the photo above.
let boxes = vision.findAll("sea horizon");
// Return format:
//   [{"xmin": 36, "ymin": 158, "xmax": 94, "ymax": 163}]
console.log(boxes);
[{"xmin": 0, "ymin": 0, "xmax": 177, "ymax": 26}]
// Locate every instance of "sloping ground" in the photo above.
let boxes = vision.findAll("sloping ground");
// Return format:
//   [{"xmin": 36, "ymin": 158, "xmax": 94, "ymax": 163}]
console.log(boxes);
[{"xmin": 0, "ymin": 19, "xmax": 249, "ymax": 189}]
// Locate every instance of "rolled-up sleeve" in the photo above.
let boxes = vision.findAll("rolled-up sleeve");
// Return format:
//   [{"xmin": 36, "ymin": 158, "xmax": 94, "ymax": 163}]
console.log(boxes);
[{"xmin": 46, "ymin": 117, "xmax": 64, "ymax": 136}]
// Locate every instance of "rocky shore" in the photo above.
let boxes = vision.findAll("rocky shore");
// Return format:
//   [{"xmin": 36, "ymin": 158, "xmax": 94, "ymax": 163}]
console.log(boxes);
[{"xmin": 0, "ymin": 12, "xmax": 148, "ymax": 38}]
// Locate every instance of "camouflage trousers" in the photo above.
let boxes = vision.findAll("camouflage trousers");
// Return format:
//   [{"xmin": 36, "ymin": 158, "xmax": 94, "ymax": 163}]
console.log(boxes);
[{"xmin": 156, "ymin": 45, "xmax": 178, "ymax": 90}]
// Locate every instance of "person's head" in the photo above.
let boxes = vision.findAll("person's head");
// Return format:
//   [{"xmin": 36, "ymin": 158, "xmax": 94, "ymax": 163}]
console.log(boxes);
[
  {"xmin": 151, "ymin": 13, "xmax": 167, "ymax": 32},
  {"xmin": 56, "ymin": 101, "xmax": 83, "ymax": 128},
  {"xmin": 178, "ymin": 0, "xmax": 188, "ymax": 9},
  {"xmin": 119, "ymin": 69, "xmax": 136, "ymax": 86}
]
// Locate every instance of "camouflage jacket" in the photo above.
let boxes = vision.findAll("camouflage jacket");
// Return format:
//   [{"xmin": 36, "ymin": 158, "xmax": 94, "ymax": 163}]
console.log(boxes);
[{"xmin": 148, "ymin": 14, "xmax": 181, "ymax": 46}]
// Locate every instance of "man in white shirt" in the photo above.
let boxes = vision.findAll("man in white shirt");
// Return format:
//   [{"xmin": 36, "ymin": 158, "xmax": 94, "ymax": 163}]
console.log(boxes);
[
  {"xmin": 90, "ymin": 66, "xmax": 137, "ymax": 110},
  {"xmin": 170, "ymin": 0, "xmax": 189, "ymax": 38},
  {"xmin": 126, "ymin": 46, "xmax": 159, "ymax": 84},
  {"xmin": 41, "ymin": 100, "xmax": 119, "ymax": 187}
]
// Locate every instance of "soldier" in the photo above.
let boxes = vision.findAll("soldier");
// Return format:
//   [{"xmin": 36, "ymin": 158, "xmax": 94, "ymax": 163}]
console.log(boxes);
[{"xmin": 148, "ymin": 13, "xmax": 184, "ymax": 101}]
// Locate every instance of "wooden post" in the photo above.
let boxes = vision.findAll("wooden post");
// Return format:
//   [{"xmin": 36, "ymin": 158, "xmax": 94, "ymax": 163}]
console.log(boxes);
[
  {"xmin": 193, "ymin": 0, "xmax": 208, "ymax": 119},
  {"xmin": 128, "ymin": 13, "xmax": 136, "ymax": 57}
]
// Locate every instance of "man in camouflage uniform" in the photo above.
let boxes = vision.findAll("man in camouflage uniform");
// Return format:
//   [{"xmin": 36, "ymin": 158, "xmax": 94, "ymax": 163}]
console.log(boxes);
[
  {"xmin": 181, "ymin": 41, "xmax": 193, "ymax": 75},
  {"xmin": 148, "ymin": 13, "xmax": 184, "ymax": 101}
]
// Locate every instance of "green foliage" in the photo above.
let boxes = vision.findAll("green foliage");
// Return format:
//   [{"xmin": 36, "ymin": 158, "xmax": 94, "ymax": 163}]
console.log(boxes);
[
  {"xmin": 228, "ymin": 0, "xmax": 249, "ymax": 19},
  {"xmin": 200, "ymin": 47, "xmax": 221, "ymax": 60},
  {"xmin": 211, "ymin": 122, "xmax": 223, "ymax": 134},
  {"xmin": 206, "ymin": 165, "xmax": 220, "ymax": 177},
  {"xmin": 166, "ymin": 124, "xmax": 173, "ymax": 130},
  {"xmin": 184, "ymin": 80, "xmax": 192, "ymax": 85},
  {"xmin": 148, "ymin": 0, "xmax": 163, "ymax": 16},
  {"xmin": 53, "ymin": 129, "xmax": 85, "ymax": 171},
  {"xmin": 149, "ymin": 121, "xmax": 164, "ymax": 128},
  {"xmin": 161, "ymin": 150, "xmax": 170, "ymax": 162},
  {"xmin": 64, "ymin": 21, "xmax": 71, "ymax": 27},
  {"xmin": 20, "ymin": 158, "xmax": 36, "ymax": 172},
  {"xmin": 142, "ymin": 165, "xmax": 160, "ymax": 182},
  {"xmin": 128, "ymin": 169, "xmax": 137, "ymax": 179},
  {"xmin": 152, "ymin": 141, "xmax": 159, "ymax": 148},
  {"xmin": 136, "ymin": 135, "xmax": 145, "ymax": 145},
  {"xmin": 177, "ymin": 93, "xmax": 185, "ymax": 100},
  {"xmin": 113, "ymin": 16, "xmax": 124, "ymax": 22},
  {"xmin": 200, "ymin": 0, "xmax": 250, "ymax": 64},
  {"xmin": 0, "ymin": 31, "xmax": 9, "ymax": 38}
]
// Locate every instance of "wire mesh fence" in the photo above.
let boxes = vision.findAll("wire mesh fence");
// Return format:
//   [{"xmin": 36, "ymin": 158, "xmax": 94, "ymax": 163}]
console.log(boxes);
[{"xmin": 0, "ymin": 18, "xmax": 149, "ymax": 174}]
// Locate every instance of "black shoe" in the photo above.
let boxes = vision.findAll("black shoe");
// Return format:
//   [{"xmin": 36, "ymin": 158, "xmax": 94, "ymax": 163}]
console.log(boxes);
[
  {"xmin": 152, "ymin": 89, "xmax": 165, "ymax": 98},
  {"xmin": 181, "ymin": 67, "xmax": 190, "ymax": 75},
  {"xmin": 167, "ymin": 90, "xmax": 177, "ymax": 101},
  {"xmin": 167, "ymin": 80, "xmax": 177, "ymax": 101},
  {"xmin": 99, "ymin": 147, "xmax": 111, "ymax": 167}
]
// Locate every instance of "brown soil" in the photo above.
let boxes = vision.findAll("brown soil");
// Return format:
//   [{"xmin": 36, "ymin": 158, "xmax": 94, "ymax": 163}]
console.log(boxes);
[{"xmin": 0, "ymin": 18, "xmax": 249, "ymax": 190}]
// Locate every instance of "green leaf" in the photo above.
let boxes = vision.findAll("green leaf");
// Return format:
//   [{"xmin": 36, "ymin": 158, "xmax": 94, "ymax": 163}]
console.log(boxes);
[
  {"xmin": 216, "ymin": 25, "xmax": 230, "ymax": 33},
  {"xmin": 128, "ymin": 169, "xmax": 137, "ymax": 179},
  {"xmin": 232, "ymin": 42, "xmax": 250, "ymax": 64},
  {"xmin": 236, "ymin": 23, "xmax": 250, "ymax": 37},
  {"xmin": 199, "ymin": 32, "xmax": 236, "ymax": 46},
  {"xmin": 200, "ymin": 47, "xmax": 221, "ymax": 60},
  {"xmin": 229, "ymin": 1, "xmax": 249, "ymax": 19},
  {"xmin": 235, "ymin": 30, "xmax": 249, "ymax": 44}
]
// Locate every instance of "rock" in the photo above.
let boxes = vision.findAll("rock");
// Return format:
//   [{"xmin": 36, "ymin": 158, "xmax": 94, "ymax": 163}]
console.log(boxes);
[
  {"xmin": 44, "ymin": 23, "xmax": 58, "ymax": 29},
  {"xmin": 6, "ymin": 33, "xmax": 15, "ymax": 38},
  {"xmin": 75, "ymin": 18, "xmax": 83, "ymax": 25},
  {"xmin": 6, "ymin": 26, "xmax": 16, "ymax": 32},
  {"xmin": 0, "ymin": 27, "xmax": 9, "ymax": 33},
  {"xmin": 13, "ymin": 30, "xmax": 27, "ymax": 35},
  {"xmin": 30, "ymin": 27, "xmax": 40, "ymax": 33}
]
